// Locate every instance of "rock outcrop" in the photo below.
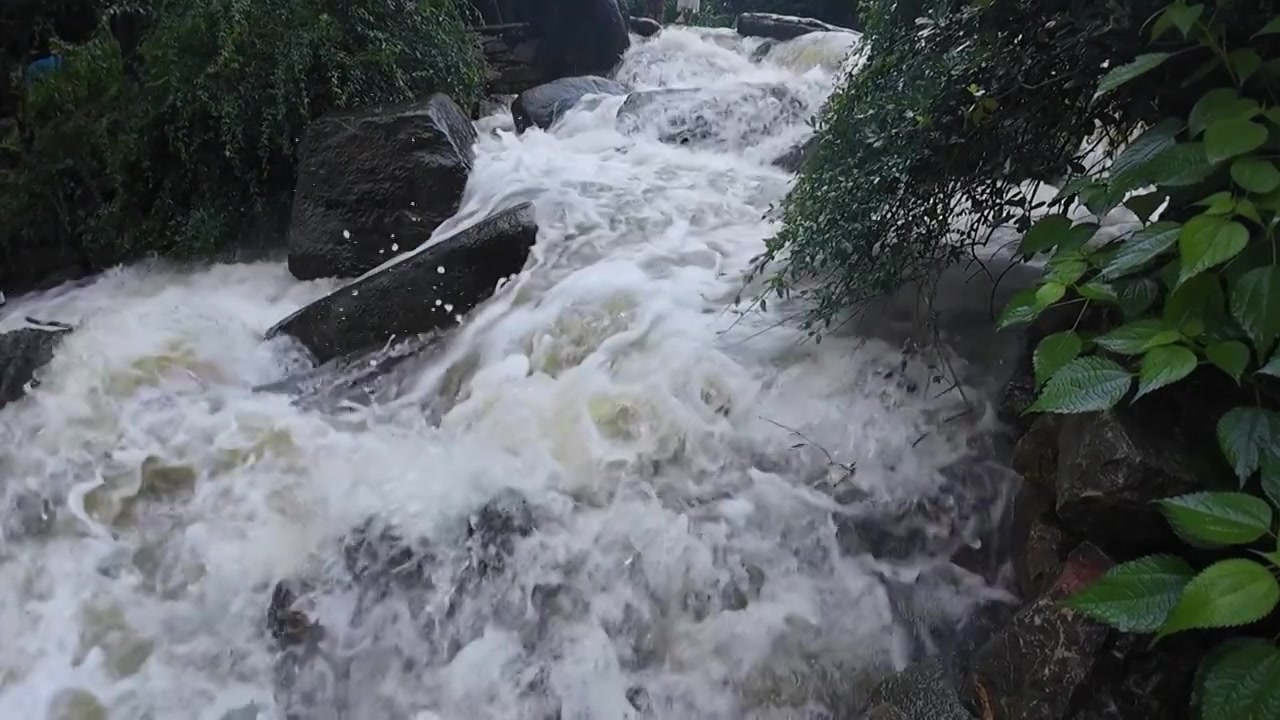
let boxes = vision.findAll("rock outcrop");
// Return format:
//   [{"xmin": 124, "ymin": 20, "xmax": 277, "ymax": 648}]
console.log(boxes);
[
  {"xmin": 268, "ymin": 203, "xmax": 538, "ymax": 363},
  {"xmin": 511, "ymin": 75, "xmax": 626, "ymax": 132},
  {"xmin": 735, "ymin": 12, "xmax": 855, "ymax": 41},
  {"xmin": 286, "ymin": 94, "xmax": 477, "ymax": 281},
  {"xmin": 0, "ymin": 326, "xmax": 70, "ymax": 410},
  {"xmin": 475, "ymin": 0, "xmax": 630, "ymax": 95}
]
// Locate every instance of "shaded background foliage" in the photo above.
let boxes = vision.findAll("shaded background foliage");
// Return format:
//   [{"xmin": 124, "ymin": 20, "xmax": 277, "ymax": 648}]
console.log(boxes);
[
  {"xmin": 626, "ymin": 0, "xmax": 858, "ymax": 29},
  {"xmin": 0, "ymin": 0, "xmax": 484, "ymax": 293},
  {"xmin": 759, "ymin": 0, "xmax": 1276, "ymax": 336}
]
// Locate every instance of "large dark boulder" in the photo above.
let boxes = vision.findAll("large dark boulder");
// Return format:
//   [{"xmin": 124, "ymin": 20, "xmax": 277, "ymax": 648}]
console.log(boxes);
[
  {"xmin": 477, "ymin": 23, "xmax": 547, "ymax": 94},
  {"xmin": 268, "ymin": 203, "xmax": 538, "ymax": 363},
  {"xmin": 0, "ymin": 326, "xmax": 70, "ymax": 410},
  {"xmin": 616, "ymin": 83, "xmax": 810, "ymax": 152},
  {"xmin": 735, "ymin": 12, "xmax": 854, "ymax": 41},
  {"xmin": 628, "ymin": 16, "xmax": 662, "ymax": 37},
  {"xmin": 539, "ymin": 0, "xmax": 630, "ymax": 79},
  {"xmin": 1055, "ymin": 409, "xmax": 1198, "ymax": 554},
  {"xmin": 511, "ymin": 75, "xmax": 626, "ymax": 132},
  {"xmin": 286, "ymin": 94, "xmax": 478, "ymax": 281}
]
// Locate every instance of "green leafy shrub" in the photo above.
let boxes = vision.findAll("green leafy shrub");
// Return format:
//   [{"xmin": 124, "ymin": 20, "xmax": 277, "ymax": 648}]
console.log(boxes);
[
  {"xmin": 987, "ymin": 2, "xmax": 1280, "ymax": 716},
  {"xmin": 0, "ymin": 0, "xmax": 484, "ymax": 292}
]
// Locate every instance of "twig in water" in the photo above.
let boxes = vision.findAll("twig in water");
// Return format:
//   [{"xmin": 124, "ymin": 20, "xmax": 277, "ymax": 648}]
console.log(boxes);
[{"xmin": 761, "ymin": 416, "xmax": 856, "ymax": 484}]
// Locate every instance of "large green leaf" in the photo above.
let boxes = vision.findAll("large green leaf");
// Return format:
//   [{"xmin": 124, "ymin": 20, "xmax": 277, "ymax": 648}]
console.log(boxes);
[
  {"xmin": 1019, "ymin": 215, "xmax": 1073, "ymax": 256},
  {"xmin": 1158, "ymin": 492, "xmax": 1274, "ymax": 547},
  {"xmin": 1101, "ymin": 222, "xmax": 1180, "ymax": 279},
  {"xmin": 1029, "ymin": 357, "xmax": 1132, "ymax": 414},
  {"xmin": 1077, "ymin": 281, "xmax": 1119, "ymax": 304},
  {"xmin": 1260, "ymin": 348, "xmax": 1280, "ymax": 378},
  {"xmin": 1149, "ymin": 142, "xmax": 1218, "ymax": 187},
  {"xmin": 1118, "ymin": 278, "xmax": 1160, "ymax": 319},
  {"xmin": 1230, "ymin": 50, "xmax": 1264, "ymax": 85},
  {"xmin": 1064, "ymin": 555, "xmax": 1195, "ymax": 633},
  {"xmin": 1164, "ymin": 272, "xmax": 1225, "ymax": 330},
  {"xmin": 1199, "ymin": 639, "xmax": 1280, "ymax": 720},
  {"xmin": 1232, "ymin": 158, "xmax": 1280, "ymax": 194},
  {"xmin": 1135, "ymin": 346, "xmax": 1198, "ymax": 400},
  {"xmin": 1036, "ymin": 282, "xmax": 1067, "ymax": 307},
  {"xmin": 1230, "ymin": 266, "xmax": 1280, "ymax": 359},
  {"xmin": 1179, "ymin": 215, "xmax": 1250, "ymax": 285},
  {"xmin": 1152, "ymin": 2, "xmax": 1204, "ymax": 40},
  {"xmin": 1189, "ymin": 88, "xmax": 1257, "ymax": 137},
  {"xmin": 1108, "ymin": 120, "xmax": 1180, "ymax": 193},
  {"xmin": 1095, "ymin": 319, "xmax": 1182, "ymax": 355},
  {"xmin": 1033, "ymin": 331, "xmax": 1083, "ymax": 387},
  {"xmin": 1218, "ymin": 407, "xmax": 1279, "ymax": 483},
  {"xmin": 1094, "ymin": 53, "xmax": 1172, "ymax": 99},
  {"xmin": 1158, "ymin": 559, "xmax": 1280, "ymax": 638},
  {"xmin": 1205, "ymin": 119, "xmax": 1269, "ymax": 163},
  {"xmin": 1207, "ymin": 341, "xmax": 1251, "ymax": 382},
  {"xmin": 997, "ymin": 288, "xmax": 1043, "ymax": 330}
]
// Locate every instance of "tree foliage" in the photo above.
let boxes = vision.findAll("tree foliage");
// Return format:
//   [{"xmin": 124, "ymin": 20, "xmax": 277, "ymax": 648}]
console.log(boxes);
[{"xmin": 0, "ymin": 0, "xmax": 484, "ymax": 292}]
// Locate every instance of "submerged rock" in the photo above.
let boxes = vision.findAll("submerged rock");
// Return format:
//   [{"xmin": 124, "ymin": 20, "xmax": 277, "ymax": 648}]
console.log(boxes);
[
  {"xmin": 286, "ymin": 94, "xmax": 477, "ymax": 281},
  {"xmin": 735, "ymin": 12, "xmax": 855, "ymax": 41},
  {"xmin": 0, "ymin": 326, "xmax": 71, "ymax": 410},
  {"xmin": 616, "ymin": 83, "xmax": 809, "ymax": 151},
  {"xmin": 771, "ymin": 135, "xmax": 816, "ymax": 172},
  {"xmin": 267, "ymin": 202, "xmax": 538, "ymax": 363},
  {"xmin": 511, "ymin": 75, "xmax": 626, "ymax": 132}
]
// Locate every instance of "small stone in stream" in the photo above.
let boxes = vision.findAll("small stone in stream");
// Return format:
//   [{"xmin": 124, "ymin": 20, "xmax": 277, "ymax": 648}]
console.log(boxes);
[
  {"xmin": 267, "ymin": 580, "xmax": 322, "ymax": 649},
  {"xmin": 468, "ymin": 489, "xmax": 535, "ymax": 577},
  {"xmin": 511, "ymin": 75, "xmax": 626, "ymax": 132},
  {"xmin": 4, "ymin": 491, "xmax": 55, "ymax": 539},
  {"xmin": 342, "ymin": 517, "xmax": 433, "ymax": 594},
  {"xmin": 962, "ymin": 542, "xmax": 1113, "ymax": 720},
  {"xmin": 220, "ymin": 704, "xmax": 262, "ymax": 720},
  {"xmin": 628, "ymin": 16, "xmax": 661, "ymax": 37},
  {"xmin": 627, "ymin": 685, "xmax": 652, "ymax": 712}
]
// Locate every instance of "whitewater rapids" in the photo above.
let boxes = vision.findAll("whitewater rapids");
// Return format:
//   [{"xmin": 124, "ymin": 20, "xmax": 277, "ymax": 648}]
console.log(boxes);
[{"xmin": 0, "ymin": 27, "xmax": 1012, "ymax": 720}]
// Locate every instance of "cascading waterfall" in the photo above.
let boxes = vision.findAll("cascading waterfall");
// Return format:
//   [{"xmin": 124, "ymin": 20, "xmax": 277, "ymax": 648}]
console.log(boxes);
[{"xmin": 0, "ymin": 27, "xmax": 1016, "ymax": 720}]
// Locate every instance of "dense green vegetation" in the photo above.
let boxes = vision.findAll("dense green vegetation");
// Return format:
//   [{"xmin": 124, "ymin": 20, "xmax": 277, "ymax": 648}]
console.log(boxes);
[
  {"xmin": 770, "ymin": 0, "xmax": 1280, "ymax": 714},
  {"xmin": 0, "ymin": 0, "xmax": 484, "ymax": 292}
]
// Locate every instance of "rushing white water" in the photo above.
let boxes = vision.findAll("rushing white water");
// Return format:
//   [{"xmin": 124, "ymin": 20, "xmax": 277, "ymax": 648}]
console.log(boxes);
[{"xmin": 0, "ymin": 28, "xmax": 1015, "ymax": 720}]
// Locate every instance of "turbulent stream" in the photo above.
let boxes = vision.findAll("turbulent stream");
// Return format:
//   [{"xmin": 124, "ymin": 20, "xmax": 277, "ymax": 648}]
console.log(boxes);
[{"xmin": 0, "ymin": 28, "xmax": 1019, "ymax": 720}]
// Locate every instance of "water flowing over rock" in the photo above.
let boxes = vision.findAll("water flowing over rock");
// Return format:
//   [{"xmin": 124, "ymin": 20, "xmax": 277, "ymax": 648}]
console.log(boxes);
[
  {"xmin": 736, "ymin": 12, "xmax": 856, "ymax": 42},
  {"xmin": 268, "ymin": 203, "xmax": 538, "ymax": 363},
  {"xmin": 286, "ymin": 94, "xmax": 477, "ymax": 281},
  {"xmin": 511, "ymin": 76, "xmax": 627, "ymax": 133},
  {"xmin": 616, "ymin": 83, "xmax": 810, "ymax": 151},
  {"xmin": 771, "ymin": 136, "xmax": 816, "ymax": 172},
  {"xmin": 0, "ymin": 326, "xmax": 70, "ymax": 410}
]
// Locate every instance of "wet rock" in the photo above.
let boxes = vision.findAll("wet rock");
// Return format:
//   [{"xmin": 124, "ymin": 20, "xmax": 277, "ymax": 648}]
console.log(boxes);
[
  {"xmin": 0, "ymin": 326, "xmax": 70, "ymax": 410},
  {"xmin": 256, "ymin": 332, "xmax": 449, "ymax": 412},
  {"xmin": 46, "ymin": 688, "xmax": 107, "ymax": 720},
  {"xmin": 268, "ymin": 202, "xmax": 538, "ymax": 363},
  {"xmin": 538, "ymin": 0, "xmax": 630, "ymax": 79},
  {"xmin": 750, "ymin": 39, "xmax": 778, "ymax": 63},
  {"xmin": 1010, "ymin": 415, "xmax": 1062, "ymax": 493},
  {"xmin": 962, "ymin": 543, "xmax": 1113, "ymax": 720},
  {"xmin": 343, "ymin": 517, "xmax": 434, "ymax": 596},
  {"xmin": 616, "ymin": 83, "xmax": 809, "ymax": 151},
  {"xmin": 865, "ymin": 656, "xmax": 974, "ymax": 720},
  {"xmin": 771, "ymin": 135, "xmax": 816, "ymax": 172},
  {"xmin": 1055, "ymin": 410, "xmax": 1198, "ymax": 554},
  {"xmin": 477, "ymin": 23, "xmax": 547, "ymax": 94},
  {"xmin": 267, "ymin": 580, "xmax": 322, "ymax": 649},
  {"xmin": 1017, "ymin": 516, "xmax": 1068, "ymax": 600},
  {"xmin": 1065, "ymin": 633, "xmax": 1202, "ymax": 720},
  {"xmin": 511, "ymin": 75, "xmax": 626, "ymax": 133},
  {"xmin": 735, "ymin": 13, "xmax": 855, "ymax": 41},
  {"xmin": 286, "ymin": 94, "xmax": 477, "ymax": 281},
  {"xmin": 468, "ymin": 489, "xmax": 534, "ymax": 577},
  {"xmin": 629, "ymin": 16, "xmax": 662, "ymax": 37}
]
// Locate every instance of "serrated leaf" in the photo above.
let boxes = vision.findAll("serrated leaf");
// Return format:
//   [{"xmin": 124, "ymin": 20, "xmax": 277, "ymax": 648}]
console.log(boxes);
[
  {"xmin": 1020, "ymin": 214, "xmax": 1074, "ymax": 256},
  {"xmin": 1095, "ymin": 53, "xmax": 1172, "ymax": 99},
  {"xmin": 1232, "ymin": 158, "xmax": 1280, "ymax": 194},
  {"xmin": 1164, "ymin": 272, "xmax": 1225, "ymax": 330},
  {"xmin": 1064, "ymin": 555, "xmax": 1194, "ymax": 632},
  {"xmin": 1260, "ymin": 348, "xmax": 1280, "ymax": 377},
  {"xmin": 1148, "ymin": 143, "xmax": 1218, "ymax": 187},
  {"xmin": 1119, "ymin": 278, "xmax": 1160, "ymax": 319},
  {"xmin": 1136, "ymin": 345, "xmax": 1198, "ymax": 399},
  {"xmin": 1095, "ymin": 319, "xmax": 1182, "ymax": 355},
  {"xmin": 1158, "ymin": 492, "xmax": 1274, "ymax": 547},
  {"xmin": 1108, "ymin": 120, "xmax": 1180, "ymax": 194},
  {"xmin": 997, "ymin": 288, "xmax": 1043, "ymax": 330},
  {"xmin": 1029, "ymin": 356, "xmax": 1132, "ymax": 414},
  {"xmin": 1077, "ymin": 281, "xmax": 1119, "ymax": 303},
  {"xmin": 1200, "ymin": 639, "xmax": 1280, "ymax": 720},
  {"xmin": 1230, "ymin": 266, "xmax": 1280, "ymax": 359},
  {"xmin": 1158, "ymin": 559, "xmax": 1280, "ymax": 638},
  {"xmin": 1179, "ymin": 215, "xmax": 1250, "ymax": 285},
  {"xmin": 1257, "ymin": 17, "xmax": 1280, "ymax": 36},
  {"xmin": 1218, "ymin": 407, "xmax": 1278, "ymax": 483},
  {"xmin": 1207, "ymin": 341, "xmax": 1251, "ymax": 382},
  {"xmin": 1205, "ymin": 119, "xmax": 1269, "ymax": 163},
  {"xmin": 1034, "ymin": 331, "xmax": 1083, "ymax": 387},
  {"xmin": 1190, "ymin": 89, "xmax": 1257, "ymax": 137},
  {"xmin": 1101, "ymin": 222, "xmax": 1180, "ymax": 279}
]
